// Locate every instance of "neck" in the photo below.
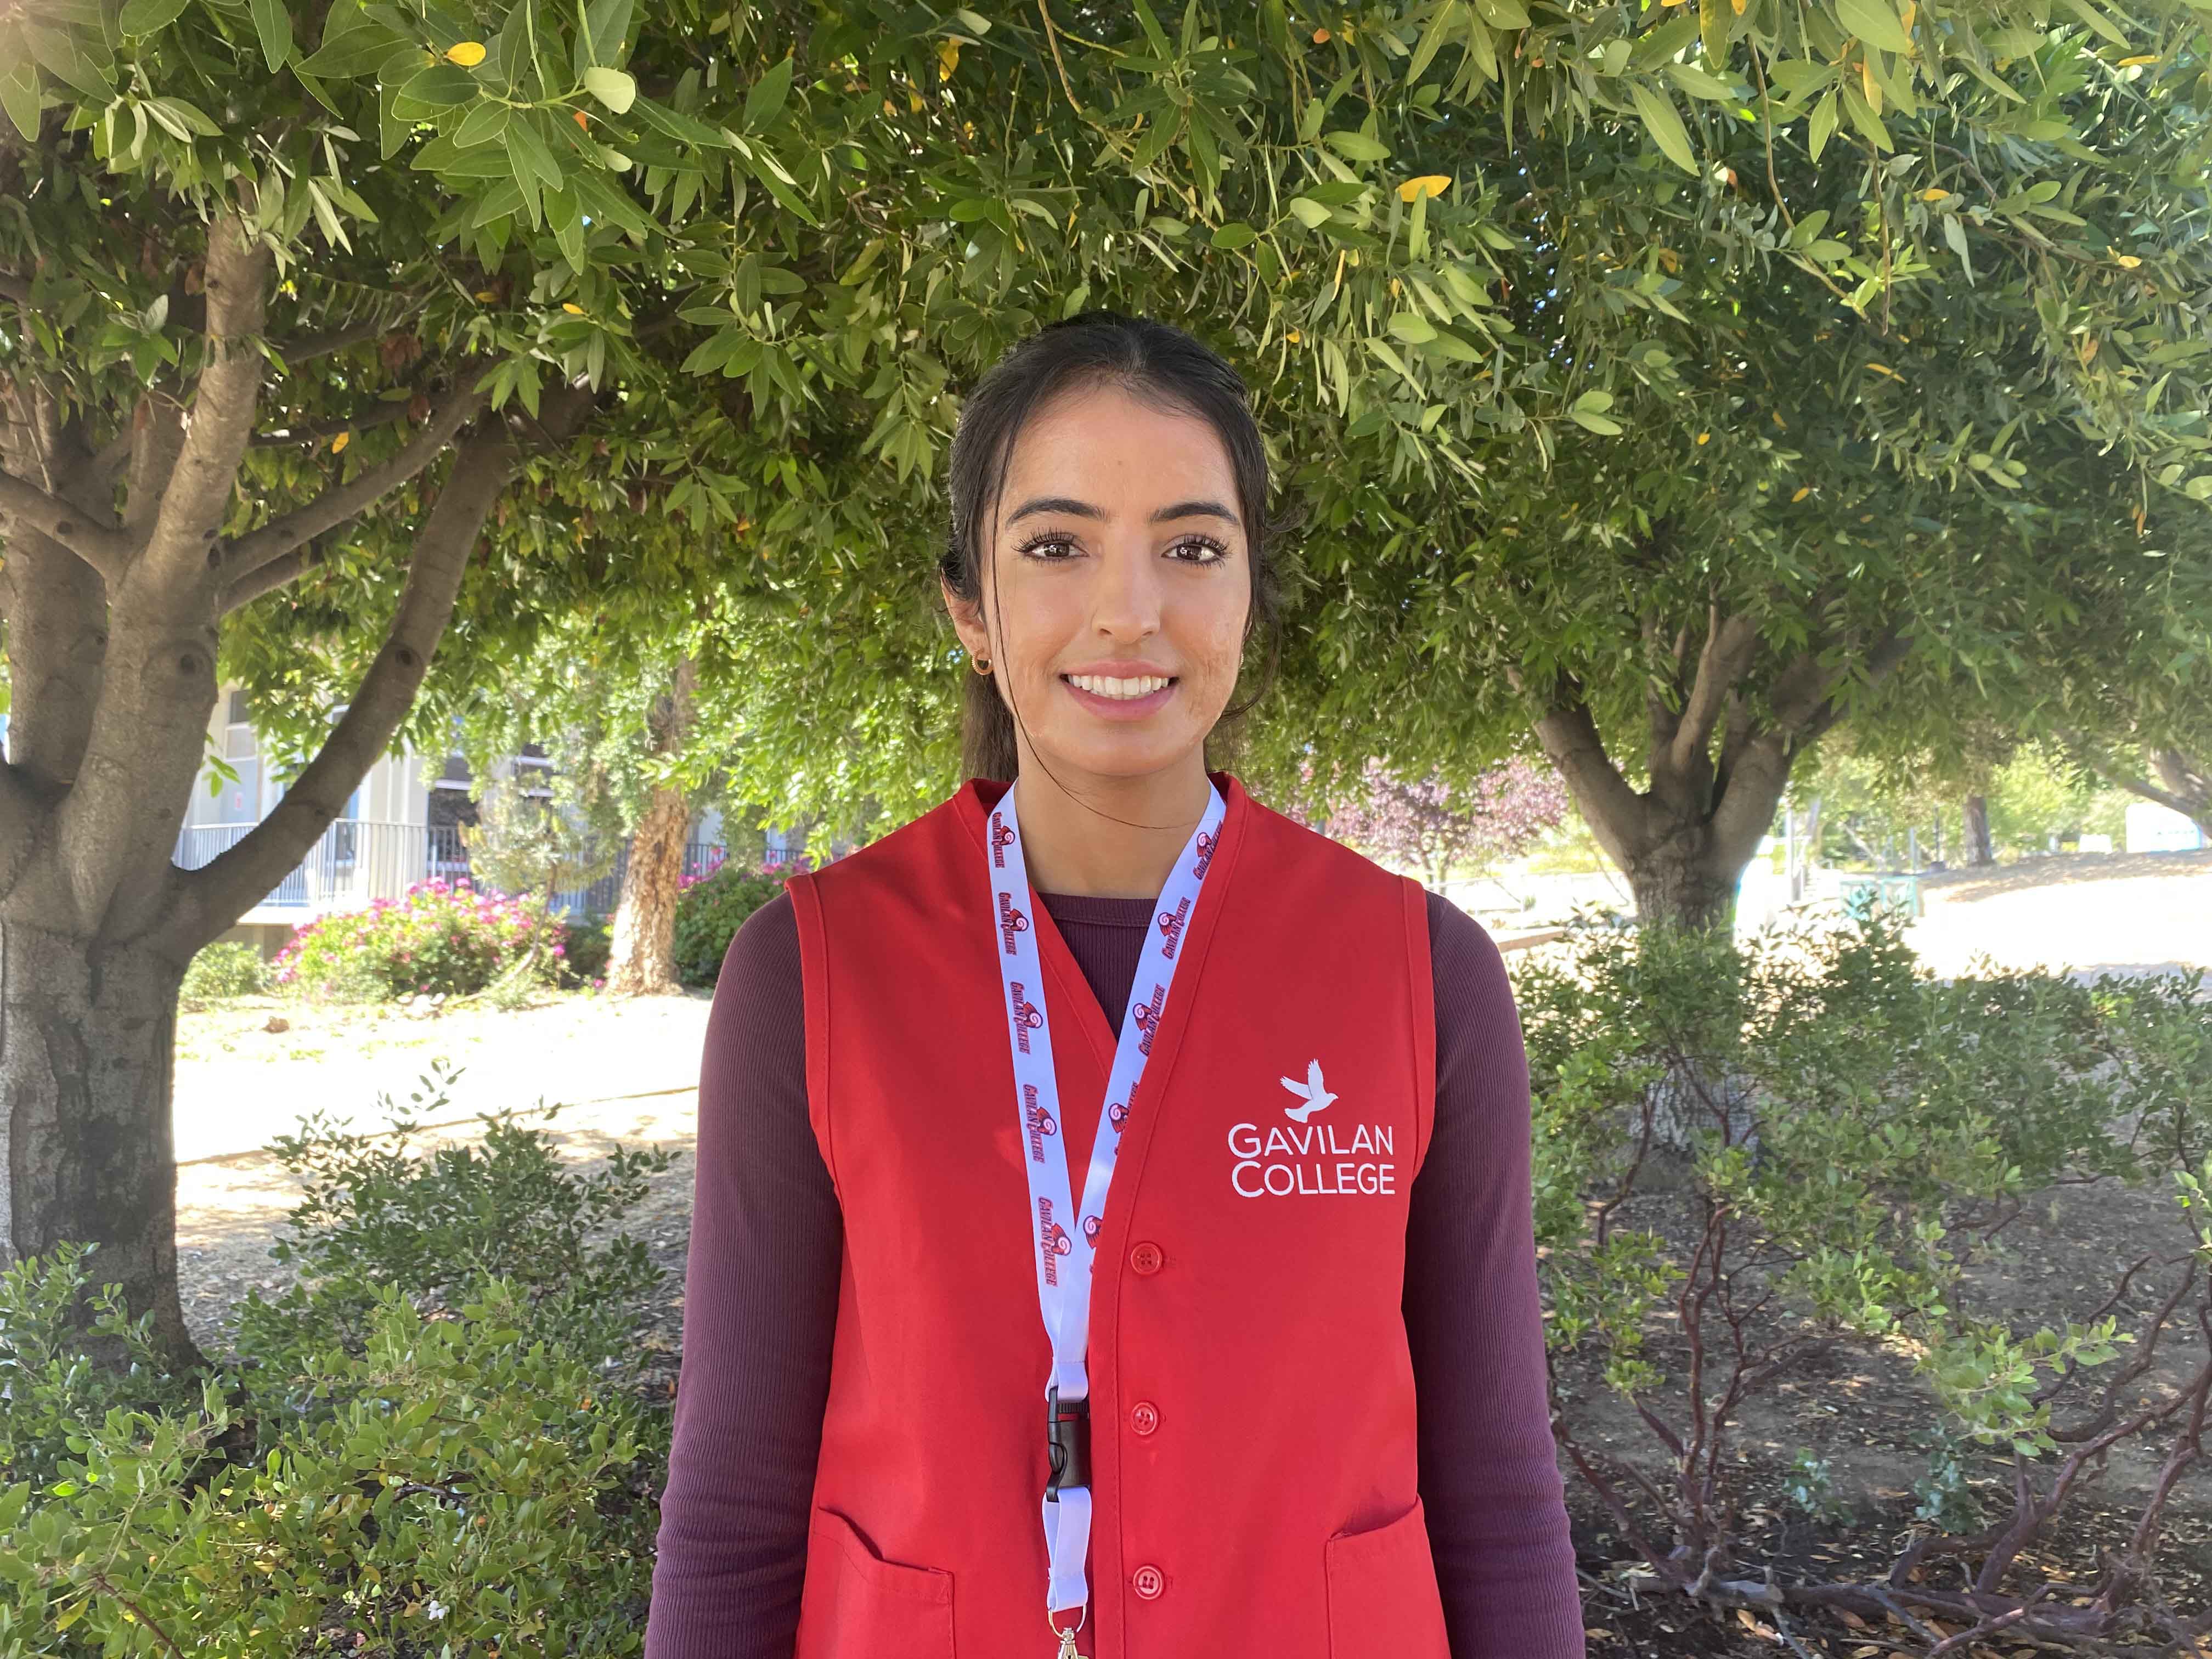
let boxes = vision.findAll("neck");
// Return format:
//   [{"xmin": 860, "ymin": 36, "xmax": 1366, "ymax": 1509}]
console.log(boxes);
[{"xmin": 1007, "ymin": 750, "xmax": 1216, "ymax": 899}]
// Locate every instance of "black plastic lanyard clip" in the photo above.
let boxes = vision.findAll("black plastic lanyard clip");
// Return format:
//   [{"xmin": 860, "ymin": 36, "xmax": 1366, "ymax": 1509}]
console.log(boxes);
[{"xmin": 1045, "ymin": 1385, "xmax": 1090, "ymax": 1498}]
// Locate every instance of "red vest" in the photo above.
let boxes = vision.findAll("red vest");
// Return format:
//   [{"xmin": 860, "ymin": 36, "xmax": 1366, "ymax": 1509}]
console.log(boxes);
[{"xmin": 783, "ymin": 771, "xmax": 1448, "ymax": 1658}]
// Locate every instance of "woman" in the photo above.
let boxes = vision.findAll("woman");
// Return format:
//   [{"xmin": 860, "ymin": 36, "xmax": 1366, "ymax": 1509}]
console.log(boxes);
[{"xmin": 643, "ymin": 314, "xmax": 1583, "ymax": 1658}]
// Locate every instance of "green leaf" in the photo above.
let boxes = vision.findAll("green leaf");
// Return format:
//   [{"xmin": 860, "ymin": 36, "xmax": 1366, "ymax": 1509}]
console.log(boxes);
[
  {"xmin": 0, "ymin": 54, "xmax": 40, "ymax": 142},
  {"xmin": 1211, "ymin": 222, "xmax": 1257, "ymax": 250},
  {"xmin": 581, "ymin": 0, "xmax": 633, "ymax": 66},
  {"xmin": 1666, "ymin": 61, "xmax": 1737, "ymax": 100},
  {"xmin": 118, "ymin": 0, "xmax": 189, "ymax": 37},
  {"xmin": 1407, "ymin": 0, "xmax": 1464, "ymax": 82},
  {"xmin": 1699, "ymin": 0, "xmax": 1731, "ymax": 69},
  {"xmin": 1808, "ymin": 89, "xmax": 1838, "ymax": 161},
  {"xmin": 394, "ymin": 63, "xmax": 477, "ymax": 112},
  {"xmin": 742, "ymin": 55, "xmax": 793, "ymax": 131},
  {"xmin": 633, "ymin": 95, "xmax": 727, "ymax": 149},
  {"xmin": 1572, "ymin": 389, "xmax": 1615, "ymax": 414},
  {"xmin": 1286, "ymin": 196, "xmax": 1331, "ymax": 229},
  {"xmin": 249, "ymin": 0, "xmax": 294, "ymax": 69},
  {"xmin": 452, "ymin": 100, "xmax": 510, "ymax": 148},
  {"xmin": 1322, "ymin": 128, "xmax": 1391, "ymax": 162},
  {"xmin": 1629, "ymin": 81, "xmax": 1699, "ymax": 176},
  {"xmin": 2052, "ymin": 0, "xmax": 2129, "ymax": 45},
  {"xmin": 1571, "ymin": 408, "xmax": 1624, "ymax": 435},
  {"xmin": 1389, "ymin": 311, "xmax": 1439, "ymax": 343},
  {"xmin": 298, "ymin": 9, "xmax": 402, "ymax": 79},
  {"xmin": 1470, "ymin": 0, "xmax": 1531, "ymax": 27},
  {"xmin": 1833, "ymin": 0, "xmax": 1915, "ymax": 54},
  {"xmin": 1131, "ymin": 0, "xmax": 1172, "ymax": 56},
  {"xmin": 583, "ymin": 65, "xmax": 636, "ymax": 112}
]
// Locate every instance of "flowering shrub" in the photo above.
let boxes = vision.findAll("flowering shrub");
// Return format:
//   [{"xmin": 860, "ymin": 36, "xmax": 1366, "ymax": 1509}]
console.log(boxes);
[
  {"xmin": 270, "ymin": 877, "xmax": 567, "ymax": 1002},
  {"xmin": 672, "ymin": 858, "xmax": 808, "ymax": 986}
]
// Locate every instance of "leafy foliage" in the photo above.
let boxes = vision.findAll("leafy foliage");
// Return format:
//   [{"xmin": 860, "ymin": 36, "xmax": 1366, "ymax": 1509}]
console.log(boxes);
[
  {"xmin": 0, "ymin": 1065, "xmax": 676, "ymax": 1655},
  {"xmin": 670, "ymin": 857, "xmax": 805, "ymax": 987},
  {"xmin": 178, "ymin": 939, "xmax": 270, "ymax": 1005},
  {"xmin": 1520, "ymin": 913, "xmax": 2212, "ymax": 1642},
  {"xmin": 270, "ymin": 876, "xmax": 568, "ymax": 1000}
]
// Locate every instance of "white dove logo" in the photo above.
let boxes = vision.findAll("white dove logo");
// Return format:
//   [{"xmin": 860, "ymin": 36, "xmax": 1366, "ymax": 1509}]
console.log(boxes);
[{"xmin": 1279, "ymin": 1058, "xmax": 1339, "ymax": 1122}]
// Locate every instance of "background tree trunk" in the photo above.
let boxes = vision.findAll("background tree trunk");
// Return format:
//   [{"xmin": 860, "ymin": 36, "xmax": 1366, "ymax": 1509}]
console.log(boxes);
[
  {"xmin": 1963, "ymin": 794, "xmax": 1995, "ymax": 865},
  {"xmin": 606, "ymin": 657, "xmax": 699, "ymax": 996},
  {"xmin": 0, "ymin": 924, "xmax": 195, "ymax": 1369}
]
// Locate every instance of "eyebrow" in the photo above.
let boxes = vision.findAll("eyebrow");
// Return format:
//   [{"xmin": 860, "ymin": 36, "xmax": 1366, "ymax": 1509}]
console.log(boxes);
[{"xmin": 1005, "ymin": 495, "xmax": 1242, "ymax": 527}]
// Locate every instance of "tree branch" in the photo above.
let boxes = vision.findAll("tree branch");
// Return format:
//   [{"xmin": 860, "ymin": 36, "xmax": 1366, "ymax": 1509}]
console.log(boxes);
[
  {"xmin": 1793, "ymin": 628, "xmax": 1913, "ymax": 747},
  {"xmin": 219, "ymin": 387, "xmax": 486, "ymax": 577},
  {"xmin": 218, "ymin": 541, "xmax": 328, "ymax": 614},
  {"xmin": 138, "ymin": 212, "xmax": 273, "ymax": 592},
  {"xmin": 1671, "ymin": 609, "xmax": 1764, "ymax": 778},
  {"xmin": 172, "ymin": 415, "xmax": 521, "ymax": 947},
  {"xmin": 171, "ymin": 382, "xmax": 600, "ymax": 952},
  {"xmin": 274, "ymin": 317, "xmax": 398, "ymax": 362},
  {"xmin": 1511, "ymin": 663, "xmax": 1654, "ymax": 867},
  {"xmin": 0, "ymin": 465, "xmax": 133, "ymax": 579},
  {"xmin": 250, "ymin": 396, "xmax": 419, "ymax": 448}
]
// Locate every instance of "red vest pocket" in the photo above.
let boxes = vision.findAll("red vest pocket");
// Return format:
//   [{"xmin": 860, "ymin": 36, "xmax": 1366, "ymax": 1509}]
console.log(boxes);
[
  {"xmin": 796, "ymin": 1506, "xmax": 955, "ymax": 1659},
  {"xmin": 1323, "ymin": 1496, "xmax": 1451, "ymax": 1657}
]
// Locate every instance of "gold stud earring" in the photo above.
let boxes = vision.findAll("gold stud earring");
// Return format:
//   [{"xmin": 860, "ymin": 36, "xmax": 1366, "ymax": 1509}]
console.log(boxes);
[{"xmin": 972, "ymin": 654, "xmax": 992, "ymax": 676}]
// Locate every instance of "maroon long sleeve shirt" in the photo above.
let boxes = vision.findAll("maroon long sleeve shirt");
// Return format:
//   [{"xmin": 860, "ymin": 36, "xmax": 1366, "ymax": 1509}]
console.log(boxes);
[{"xmin": 644, "ymin": 885, "xmax": 1584, "ymax": 1658}]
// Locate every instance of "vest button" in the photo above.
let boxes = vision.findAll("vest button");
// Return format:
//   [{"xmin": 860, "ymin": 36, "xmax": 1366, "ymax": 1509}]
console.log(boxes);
[
  {"xmin": 1129, "ymin": 1241, "xmax": 1164, "ymax": 1275},
  {"xmin": 1131, "ymin": 1564, "xmax": 1165, "ymax": 1599},
  {"xmin": 1130, "ymin": 1401, "xmax": 1159, "ymax": 1436}
]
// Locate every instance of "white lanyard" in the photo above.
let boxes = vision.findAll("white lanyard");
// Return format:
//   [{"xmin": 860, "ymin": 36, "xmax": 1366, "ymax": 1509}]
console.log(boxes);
[{"xmin": 983, "ymin": 776, "xmax": 1226, "ymax": 1653}]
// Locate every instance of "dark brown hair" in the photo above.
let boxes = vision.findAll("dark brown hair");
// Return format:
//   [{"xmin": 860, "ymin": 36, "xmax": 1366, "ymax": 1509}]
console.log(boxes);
[{"xmin": 938, "ymin": 311, "xmax": 1288, "ymax": 783}]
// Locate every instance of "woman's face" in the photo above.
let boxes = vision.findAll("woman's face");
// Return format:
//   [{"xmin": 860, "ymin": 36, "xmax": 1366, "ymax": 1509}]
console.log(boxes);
[{"xmin": 944, "ymin": 380, "xmax": 1252, "ymax": 786}]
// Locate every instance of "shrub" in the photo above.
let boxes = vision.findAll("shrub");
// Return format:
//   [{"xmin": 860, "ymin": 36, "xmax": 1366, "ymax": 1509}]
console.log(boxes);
[
  {"xmin": 1519, "ymin": 910, "xmax": 2212, "ymax": 1647},
  {"xmin": 2, "ymin": 1066, "xmax": 677, "ymax": 1654},
  {"xmin": 232, "ymin": 1058, "xmax": 677, "ymax": 1380},
  {"xmin": 269, "ymin": 877, "xmax": 567, "ymax": 1002},
  {"xmin": 179, "ymin": 940, "xmax": 268, "ymax": 1006},
  {"xmin": 1, "ymin": 1260, "xmax": 663, "ymax": 1658},
  {"xmin": 560, "ymin": 913, "xmax": 613, "ymax": 988},
  {"xmin": 671, "ymin": 858, "xmax": 806, "ymax": 986}
]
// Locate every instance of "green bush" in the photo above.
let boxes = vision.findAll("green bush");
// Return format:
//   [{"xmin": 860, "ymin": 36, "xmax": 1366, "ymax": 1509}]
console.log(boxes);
[
  {"xmin": 270, "ymin": 878, "xmax": 568, "ymax": 1002},
  {"xmin": 1, "ymin": 1257, "xmax": 662, "ymax": 1658},
  {"xmin": 672, "ymin": 858, "xmax": 805, "ymax": 986},
  {"xmin": 560, "ymin": 914, "xmax": 613, "ymax": 988},
  {"xmin": 1, "ymin": 1064, "xmax": 678, "ymax": 1656},
  {"xmin": 1517, "ymin": 910, "xmax": 2212, "ymax": 1643},
  {"xmin": 179, "ymin": 940, "xmax": 268, "ymax": 1006},
  {"xmin": 233, "ymin": 1058, "xmax": 677, "ymax": 1378}
]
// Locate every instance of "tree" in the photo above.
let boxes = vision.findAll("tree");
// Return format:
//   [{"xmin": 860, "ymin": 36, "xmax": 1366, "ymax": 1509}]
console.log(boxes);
[
  {"xmin": 10, "ymin": 0, "xmax": 2212, "ymax": 1363},
  {"xmin": 1305, "ymin": 755, "xmax": 1567, "ymax": 889}
]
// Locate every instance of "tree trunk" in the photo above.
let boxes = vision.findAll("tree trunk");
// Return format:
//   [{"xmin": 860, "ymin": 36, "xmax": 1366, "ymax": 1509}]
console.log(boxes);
[
  {"xmin": 1963, "ymin": 794, "xmax": 1994, "ymax": 865},
  {"xmin": 606, "ymin": 788, "xmax": 691, "ymax": 995},
  {"xmin": 0, "ymin": 924, "xmax": 195, "ymax": 1370},
  {"xmin": 1624, "ymin": 833, "xmax": 1750, "ymax": 933},
  {"xmin": 606, "ymin": 657, "xmax": 699, "ymax": 997}
]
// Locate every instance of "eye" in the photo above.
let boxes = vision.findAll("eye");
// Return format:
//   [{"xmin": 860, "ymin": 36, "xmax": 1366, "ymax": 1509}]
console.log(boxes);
[
  {"xmin": 1168, "ymin": 533, "xmax": 1232, "ymax": 565},
  {"xmin": 1013, "ymin": 529, "xmax": 1081, "ymax": 561}
]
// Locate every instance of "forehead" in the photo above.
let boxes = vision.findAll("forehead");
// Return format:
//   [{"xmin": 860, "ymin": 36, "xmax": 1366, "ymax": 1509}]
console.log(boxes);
[{"xmin": 999, "ymin": 380, "xmax": 1239, "ymax": 514}]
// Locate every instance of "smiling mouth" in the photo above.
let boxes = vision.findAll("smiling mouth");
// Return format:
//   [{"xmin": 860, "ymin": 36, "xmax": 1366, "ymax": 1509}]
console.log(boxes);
[{"xmin": 1060, "ymin": 673, "xmax": 1178, "ymax": 701}]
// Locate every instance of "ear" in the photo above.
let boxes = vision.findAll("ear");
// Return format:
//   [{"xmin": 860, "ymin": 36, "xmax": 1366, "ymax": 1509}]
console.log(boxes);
[{"xmin": 941, "ymin": 573, "xmax": 991, "ymax": 660}]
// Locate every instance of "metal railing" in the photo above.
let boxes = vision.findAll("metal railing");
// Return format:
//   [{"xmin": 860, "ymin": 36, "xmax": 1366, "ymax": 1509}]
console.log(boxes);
[{"xmin": 173, "ymin": 819, "xmax": 731, "ymax": 920}]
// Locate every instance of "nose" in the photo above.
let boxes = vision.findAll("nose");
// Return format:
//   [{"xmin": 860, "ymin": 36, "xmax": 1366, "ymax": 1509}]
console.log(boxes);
[{"xmin": 1091, "ymin": 534, "xmax": 1164, "ymax": 644}]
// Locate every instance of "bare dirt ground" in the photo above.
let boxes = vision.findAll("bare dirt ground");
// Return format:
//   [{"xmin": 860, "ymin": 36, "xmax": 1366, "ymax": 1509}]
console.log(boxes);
[{"xmin": 172, "ymin": 849, "xmax": 2212, "ymax": 1656}]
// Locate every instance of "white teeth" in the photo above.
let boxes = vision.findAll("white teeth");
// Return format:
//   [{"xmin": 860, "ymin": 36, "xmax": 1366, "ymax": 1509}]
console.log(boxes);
[{"xmin": 1066, "ymin": 674, "xmax": 1171, "ymax": 699}]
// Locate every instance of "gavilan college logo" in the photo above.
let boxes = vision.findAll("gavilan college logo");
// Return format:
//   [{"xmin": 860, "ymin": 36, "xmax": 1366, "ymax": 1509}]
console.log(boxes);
[{"xmin": 1227, "ymin": 1058, "xmax": 1398, "ymax": 1198}]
